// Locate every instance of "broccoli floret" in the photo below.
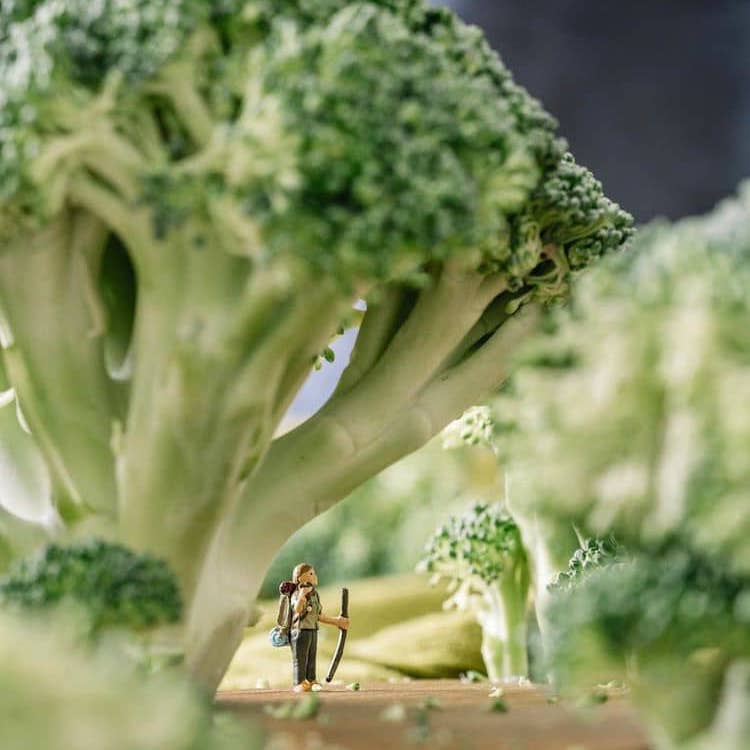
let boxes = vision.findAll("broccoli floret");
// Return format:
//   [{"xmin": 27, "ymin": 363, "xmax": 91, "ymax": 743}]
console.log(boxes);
[
  {"xmin": 418, "ymin": 502, "xmax": 530, "ymax": 681},
  {"xmin": 441, "ymin": 405, "xmax": 496, "ymax": 449},
  {"xmin": 546, "ymin": 546, "xmax": 750, "ymax": 747},
  {"xmin": 483, "ymin": 183, "xmax": 750, "ymax": 750},
  {"xmin": 503, "ymin": 154, "xmax": 634, "ymax": 302},
  {"xmin": 0, "ymin": 538, "xmax": 182, "ymax": 636},
  {"xmin": 149, "ymin": 3, "xmax": 541, "ymax": 284},
  {"xmin": 549, "ymin": 535, "xmax": 623, "ymax": 593}
]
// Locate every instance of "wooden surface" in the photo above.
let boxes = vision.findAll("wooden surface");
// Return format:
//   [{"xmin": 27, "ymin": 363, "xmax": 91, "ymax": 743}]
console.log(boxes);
[{"xmin": 217, "ymin": 680, "xmax": 652, "ymax": 750}]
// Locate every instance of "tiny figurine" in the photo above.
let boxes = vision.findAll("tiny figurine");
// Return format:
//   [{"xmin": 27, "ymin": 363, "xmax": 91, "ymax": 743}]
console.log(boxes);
[{"xmin": 269, "ymin": 563, "xmax": 349, "ymax": 692}]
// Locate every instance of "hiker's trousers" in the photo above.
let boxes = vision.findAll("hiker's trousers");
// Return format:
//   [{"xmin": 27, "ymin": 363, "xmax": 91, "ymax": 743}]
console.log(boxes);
[{"xmin": 291, "ymin": 628, "xmax": 318, "ymax": 684}]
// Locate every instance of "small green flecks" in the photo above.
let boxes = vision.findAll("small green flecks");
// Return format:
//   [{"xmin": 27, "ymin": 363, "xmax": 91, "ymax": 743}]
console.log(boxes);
[
  {"xmin": 263, "ymin": 694, "xmax": 321, "ymax": 721},
  {"xmin": 577, "ymin": 689, "xmax": 608, "ymax": 708},
  {"xmin": 408, "ymin": 707, "xmax": 431, "ymax": 745},
  {"xmin": 486, "ymin": 697, "xmax": 509, "ymax": 713},
  {"xmin": 263, "ymin": 702, "xmax": 294, "ymax": 720},
  {"xmin": 292, "ymin": 694, "xmax": 321, "ymax": 719},
  {"xmin": 460, "ymin": 670, "xmax": 487, "ymax": 684}
]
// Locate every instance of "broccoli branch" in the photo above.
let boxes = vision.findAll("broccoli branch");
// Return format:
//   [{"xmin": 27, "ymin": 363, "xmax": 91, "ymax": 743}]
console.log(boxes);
[
  {"xmin": 0, "ymin": 505, "xmax": 55, "ymax": 572},
  {"xmin": 333, "ymin": 284, "xmax": 414, "ymax": 397},
  {"xmin": 0, "ymin": 211, "xmax": 120, "ymax": 519},
  {"xmin": 146, "ymin": 27, "xmax": 220, "ymax": 149},
  {"xmin": 316, "ymin": 262, "xmax": 507, "ymax": 449}
]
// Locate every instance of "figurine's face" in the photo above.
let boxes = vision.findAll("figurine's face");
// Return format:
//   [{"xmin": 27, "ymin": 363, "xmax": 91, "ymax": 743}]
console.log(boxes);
[{"xmin": 298, "ymin": 567, "xmax": 318, "ymax": 587}]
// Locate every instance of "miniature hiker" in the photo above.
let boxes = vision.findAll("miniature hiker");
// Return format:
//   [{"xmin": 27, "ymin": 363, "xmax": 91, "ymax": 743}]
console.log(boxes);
[{"xmin": 288, "ymin": 563, "xmax": 349, "ymax": 692}]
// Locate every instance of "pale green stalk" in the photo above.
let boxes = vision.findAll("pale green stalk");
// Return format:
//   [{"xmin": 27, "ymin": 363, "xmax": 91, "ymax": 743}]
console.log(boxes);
[
  {"xmin": 0, "ymin": 211, "xmax": 119, "ymax": 520},
  {"xmin": 480, "ymin": 573, "xmax": 530, "ymax": 682}
]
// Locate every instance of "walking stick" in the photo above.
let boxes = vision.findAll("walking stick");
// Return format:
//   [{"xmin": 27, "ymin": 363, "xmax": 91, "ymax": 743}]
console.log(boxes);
[{"xmin": 325, "ymin": 588, "xmax": 349, "ymax": 682}]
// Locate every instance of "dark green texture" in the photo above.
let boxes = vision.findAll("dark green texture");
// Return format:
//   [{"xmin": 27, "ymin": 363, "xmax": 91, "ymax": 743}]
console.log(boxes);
[{"xmin": 0, "ymin": 538, "xmax": 182, "ymax": 635}]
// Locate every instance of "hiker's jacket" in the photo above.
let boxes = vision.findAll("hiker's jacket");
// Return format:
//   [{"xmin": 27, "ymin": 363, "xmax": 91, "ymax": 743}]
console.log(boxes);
[{"xmin": 291, "ymin": 587, "xmax": 322, "ymax": 630}]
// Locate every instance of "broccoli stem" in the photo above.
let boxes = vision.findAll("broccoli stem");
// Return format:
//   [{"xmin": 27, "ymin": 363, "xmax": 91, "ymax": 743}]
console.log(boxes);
[
  {"xmin": 0, "ymin": 211, "xmax": 120, "ymax": 520},
  {"xmin": 332, "ymin": 284, "xmax": 412, "ymax": 397},
  {"xmin": 117, "ymin": 247, "xmax": 348, "ymax": 604},
  {"xmin": 154, "ymin": 76, "xmax": 214, "ymax": 148},
  {"xmin": 480, "ymin": 576, "xmax": 530, "ymax": 682},
  {"xmin": 481, "ymin": 629, "xmax": 528, "ymax": 683},
  {"xmin": 0, "ymin": 505, "xmax": 55, "ymax": 573},
  {"xmin": 69, "ymin": 176, "xmax": 153, "ymax": 261},
  {"xmin": 315, "ymin": 262, "xmax": 498, "ymax": 448},
  {"xmin": 504, "ymin": 473, "xmax": 580, "ymax": 644}
]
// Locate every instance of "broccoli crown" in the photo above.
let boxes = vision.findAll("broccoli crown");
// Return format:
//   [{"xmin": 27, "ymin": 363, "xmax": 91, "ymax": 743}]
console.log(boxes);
[
  {"xmin": 492, "ymin": 183, "xmax": 750, "ymax": 575},
  {"xmin": 1, "ymin": 0, "xmax": 629, "ymax": 291},
  {"xmin": 546, "ymin": 546, "xmax": 750, "ymax": 698},
  {"xmin": 0, "ymin": 0, "xmax": 204, "ymax": 85},
  {"xmin": 0, "ymin": 539, "xmax": 182, "ymax": 634},
  {"xmin": 0, "ymin": 0, "xmax": 206, "ymax": 221},
  {"xmin": 236, "ymin": 3, "xmax": 532, "ymax": 281},
  {"xmin": 529, "ymin": 153, "xmax": 633, "ymax": 267},
  {"xmin": 548, "ymin": 535, "xmax": 623, "ymax": 593},
  {"xmin": 419, "ymin": 502, "xmax": 525, "ymax": 586}
]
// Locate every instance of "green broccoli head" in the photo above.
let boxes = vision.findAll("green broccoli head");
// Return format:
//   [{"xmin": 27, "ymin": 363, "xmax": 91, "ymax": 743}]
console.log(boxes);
[
  {"xmin": 0, "ymin": 0, "xmax": 207, "ymax": 226},
  {"xmin": 234, "ymin": 3, "xmax": 534, "ymax": 283},
  {"xmin": 1, "ymin": 0, "xmax": 630, "ymax": 292},
  {"xmin": 419, "ymin": 502, "xmax": 526, "ymax": 591},
  {"xmin": 0, "ymin": 539, "xmax": 182, "ymax": 636},
  {"xmin": 546, "ymin": 546, "xmax": 750, "ymax": 746},
  {"xmin": 492, "ymin": 183, "xmax": 750, "ymax": 575}
]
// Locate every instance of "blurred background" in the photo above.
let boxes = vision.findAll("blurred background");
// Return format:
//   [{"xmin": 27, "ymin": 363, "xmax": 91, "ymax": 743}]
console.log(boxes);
[{"xmin": 265, "ymin": 0, "xmax": 750, "ymax": 596}]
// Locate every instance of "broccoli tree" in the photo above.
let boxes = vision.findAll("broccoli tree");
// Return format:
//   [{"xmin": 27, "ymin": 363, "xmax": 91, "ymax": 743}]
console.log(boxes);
[
  {"xmin": 418, "ymin": 502, "xmax": 530, "ymax": 681},
  {"xmin": 491, "ymin": 185, "xmax": 750, "ymax": 747},
  {"xmin": 0, "ymin": 0, "xmax": 631, "ymax": 689}
]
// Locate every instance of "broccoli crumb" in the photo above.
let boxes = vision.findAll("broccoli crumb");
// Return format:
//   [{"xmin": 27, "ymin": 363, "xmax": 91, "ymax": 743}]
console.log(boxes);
[
  {"xmin": 264, "ymin": 694, "xmax": 321, "ymax": 721},
  {"xmin": 486, "ymin": 697, "xmax": 509, "ymax": 714}
]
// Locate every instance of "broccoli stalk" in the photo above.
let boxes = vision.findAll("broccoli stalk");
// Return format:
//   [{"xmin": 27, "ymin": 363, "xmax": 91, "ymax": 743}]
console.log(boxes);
[
  {"xmin": 0, "ymin": 0, "xmax": 631, "ymax": 689},
  {"xmin": 418, "ymin": 503, "xmax": 531, "ymax": 681}
]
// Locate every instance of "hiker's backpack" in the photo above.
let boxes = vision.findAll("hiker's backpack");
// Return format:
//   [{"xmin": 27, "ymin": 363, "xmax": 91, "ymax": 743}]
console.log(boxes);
[{"xmin": 268, "ymin": 580, "xmax": 296, "ymax": 647}]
